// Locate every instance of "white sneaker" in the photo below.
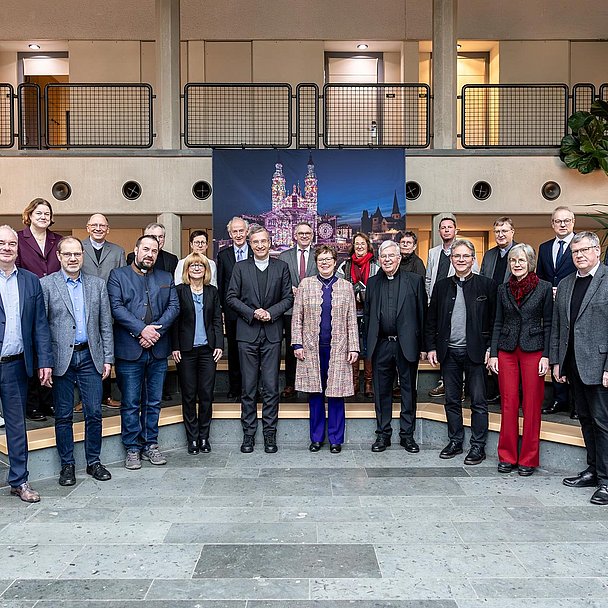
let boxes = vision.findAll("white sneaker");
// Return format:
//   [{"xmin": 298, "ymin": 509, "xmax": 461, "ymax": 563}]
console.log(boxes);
[{"xmin": 0, "ymin": 416, "xmax": 5, "ymax": 428}]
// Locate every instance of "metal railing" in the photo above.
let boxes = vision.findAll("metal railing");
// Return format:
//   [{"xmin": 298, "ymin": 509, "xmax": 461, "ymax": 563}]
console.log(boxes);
[
  {"xmin": 572, "ymin": 83, "xmax": 595, "ymax": 114},
  {"xmin": 0, "ymin": 84, "xmax": 14, "ymax": 148},
  {"xmin": 461, "ymin": 84, "xmax": 569, "ymax": 148},
  {"xmin": 600, "ymin": 83, "xmax": 608, "ymax": 103},
  {"xmin": 184, "ymin": 83, "xmax": 292, "ymax": 148},
  {"xmin": 45, "ymin": 83, "xmax": 153, "ymax": 148},
  {"xmin": 17, "ymin": 83, "xmax": 41, "ymax": 149},
  {"xmin": 323, "ymin": 83, "xmax": 430, "ymax": 148},
  {"xmin": 296, "ymin": 83, "xmax": 319, "ymax": 149}
]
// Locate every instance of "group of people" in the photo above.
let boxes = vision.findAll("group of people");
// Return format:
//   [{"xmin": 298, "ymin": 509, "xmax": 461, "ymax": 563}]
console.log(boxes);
[{"xmin": 1, "ymin": 202, "xmax": 607, "ymax": 508}]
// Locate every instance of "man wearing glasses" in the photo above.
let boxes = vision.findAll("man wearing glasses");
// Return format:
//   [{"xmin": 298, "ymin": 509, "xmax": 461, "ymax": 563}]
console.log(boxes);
[
  {"xmin": 537, "ymin": 206, "xmax": 577, "ymax": 416},
  {"xmin": 551, "ymin": 232, "xmax": 608, "ymax": 505},
  {"xmin": 426, "ymin": 239, "xmax": 497, "ymax": 465},
  {"xmin": 278, "ymin": 222, "xmax": 317, "ymax": 399}
]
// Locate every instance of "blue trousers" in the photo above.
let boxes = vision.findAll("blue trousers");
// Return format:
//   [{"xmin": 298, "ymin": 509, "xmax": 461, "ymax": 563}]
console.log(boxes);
[{"xmin": 309, "ymin": 344, "xmax": 345, "ymax": 445}]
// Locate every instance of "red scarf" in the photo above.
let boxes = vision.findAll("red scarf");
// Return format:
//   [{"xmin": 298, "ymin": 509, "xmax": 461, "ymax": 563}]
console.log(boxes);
[
  {"xmin": 350, "ymin": 252, "xmax": 374, "ymax": 284},
  {"xmin": 509, "ymin": 271, "xmax": 539, "ymax": 306}
]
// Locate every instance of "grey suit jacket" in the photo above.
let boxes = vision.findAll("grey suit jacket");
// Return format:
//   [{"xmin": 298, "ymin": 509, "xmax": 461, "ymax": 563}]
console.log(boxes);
[
  {"xmin": 82, "ymin": 238, "xmax": 126, "ymax": 282},
  {"xmin": 40, "ymin": 271, "xmax": 115, "ymax": 377},
  {"xmin": 550, "ymin": 264, "xmax": 608, "ymax": 385},
  {"xmin": 278, "ymin": 246, "xmax": 317, "ymax": 316},
  {"xmin": 480, "ymin": 244, "xmax": 516, "ymax": 284}
]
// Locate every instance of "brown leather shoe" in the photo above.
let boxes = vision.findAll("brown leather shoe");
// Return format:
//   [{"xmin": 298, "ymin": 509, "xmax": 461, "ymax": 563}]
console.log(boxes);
[
  {"xmin": 280, "ymin": 386, "xmax": 296, "ymax": 399},
  {"xmin": 364, "ymin": 382, "xmax": 374, "ymax": 399},
  {"xmin": 103, "ymin": 397, "xmax": 121, "ymax": 409},
  {"xmin": 10, "ymin": 482, "xmax": 40, "ymax": 503}
]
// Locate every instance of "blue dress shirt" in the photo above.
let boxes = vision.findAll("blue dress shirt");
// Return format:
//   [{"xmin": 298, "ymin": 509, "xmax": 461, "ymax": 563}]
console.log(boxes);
[
  {"xmin": 64, "ymin": 272, "xmax": 88, "ymax": 344},
  {"xmin": 0, "ymin": 267, "xmax": 23, "ymax": 356}
]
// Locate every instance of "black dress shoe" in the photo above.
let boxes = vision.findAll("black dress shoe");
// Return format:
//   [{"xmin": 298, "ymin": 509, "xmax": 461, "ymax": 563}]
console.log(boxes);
[
  {"xmin": 241, "ymin": 434, "xmax": 255, "ymax": 453},
  {"xmin": 570, "ymin": 410, "xmax": 579, "ymax": 420},
  {"xmin": 464, "ymin": 446, "xmax": 486, "ymax": 465},
  {"xmin": 27, "ymin": 410, "xmax": 47, "ymax": 422},
  {"xmin": 86, "ymin": 462, "xmax": 112, "ymax": 481},
  {"xmin": 371, "ymin": 436, "xmax": 391, "ymax": 452},
  {"xmin": 264, "ymin": 432, "xmax": 278, "ymax": 454},
  {"xmin": 330, "ymin": 444, "xmax": 342, "ymax": 454},
  {"xmin": 439, "ymin": 441, "xmax": 463, "ymax": 459},
  {"xmin": 59, "ymin": 464, "xmax": 76, "ymax": 486},
  {"xmin": 563, "ymin": 469, "xmax": 598, "ymax": 488},
  {"xmin": 199, "ymin": 439, "xmax": 211, "ymax": 453},
  {"xmin": 542, "ymin": 401, "xmax": 568, "ymax": 415},
  {"xmin": 45, "ymin": 406, "xmax": 55, "ymax": 417},
  {"xmin": 518, "ymin": 465, "xmax": 535, "ymax": 477},
  {"xmin": 309, "ymin": 441, "xmax": 323, "ymax": 452},
  {"xmin": 400, "ymin": 437, "xmax": 420, "ymax": 453},
  {"xmin": 187, "ymin": 441, "xmax": 199, "ymax": 455},
  {"xmin": 498, "ymin": 462, "xmax": 513, "ymax": 473},
  {"xmin": 590, "ymin": 485, "xmax": 608, "ymax": 505}
]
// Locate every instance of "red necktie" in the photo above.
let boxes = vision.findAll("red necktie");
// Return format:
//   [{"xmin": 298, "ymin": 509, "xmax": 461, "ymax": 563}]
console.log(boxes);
[{"xmin": 299, "ymin": 249, "xmax": 306, "ymax": 280}]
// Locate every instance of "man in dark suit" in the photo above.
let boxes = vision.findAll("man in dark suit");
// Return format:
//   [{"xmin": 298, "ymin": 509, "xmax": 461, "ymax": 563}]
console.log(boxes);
[
  {"xmin": 226, "ymin": 225, "xmax": 293, "ymax": 454},
  {"xmin": 537, "ymin": 206, "xmax": 577, "ymax": 416},
  {"xmin": 426, "ymin": 238, "xmax": 497, "ymax": 465},
  {"xmin": 108, "ymin": 235, "xmax": 179, "ymax": 470},
  {"xmin": 278, "ymin": 221, "xmax": 317, "ymax": 399},
  {"xmin": 0, "ymin": 225, "xmax": 53, "ymax": 502},
  {"xmin": 217, "ymin": 216, "xmax": 253, "ymax": 399},
  {"xmin": 82, "ymin": 213, "xmax": 125, "ymax": 408},
  {"xmin": 364, "ymin": 240, "xmax": 426, "ymax": 453},
  {"xmin": 41, "ymin": 237, "xmax": 114, "ymax": 486},
  {"xmin": 126, "ymin": 223, "xmax": 179, "ymax": 275},
  {"xmin": 551, "ymin": 232, "xmax": 608, "ymax": 505}
]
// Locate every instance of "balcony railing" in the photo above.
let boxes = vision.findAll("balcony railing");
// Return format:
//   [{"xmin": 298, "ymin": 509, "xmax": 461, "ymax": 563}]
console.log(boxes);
[{"xmin": 0, "ymin": 84, "xmax": 14, "ymax": 148}]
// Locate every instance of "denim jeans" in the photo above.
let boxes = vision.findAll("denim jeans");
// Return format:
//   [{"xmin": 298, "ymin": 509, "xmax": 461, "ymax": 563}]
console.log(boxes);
[
  {"xmin": 53, "ymin": 348, "xmax": 103, "ymax": 466},
  {"xmin": 115, "ymin": 351, "xmax": 168, "ymax": 452}
]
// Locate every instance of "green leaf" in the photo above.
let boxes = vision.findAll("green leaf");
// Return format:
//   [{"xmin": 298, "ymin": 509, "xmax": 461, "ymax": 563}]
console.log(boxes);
[
  {"xmin": 560, "ymin": 134, "xmax": 580, "ymax": 154},
  {"xmin": 599, "ymin": 156, "xmax": 608, "ymax": 176},
  {"xmin": 568, "ymin": 111, "xmax": 593, "ymax": 132},
  {"xmin": 591, "ymin": 99, "xmax": 608, "ymax": 120},
  {"xmin": 578, "ymin": 156, "xmax": 599, "ymax": 174}
]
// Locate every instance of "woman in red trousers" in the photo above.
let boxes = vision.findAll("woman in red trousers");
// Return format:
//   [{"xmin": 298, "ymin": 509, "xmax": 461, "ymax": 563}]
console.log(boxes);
[{"xmin": 488, "ymin": 243, "xmax": 553, "ymax": 476}]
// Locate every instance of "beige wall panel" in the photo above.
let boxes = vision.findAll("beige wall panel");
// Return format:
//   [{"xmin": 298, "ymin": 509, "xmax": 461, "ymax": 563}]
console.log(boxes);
[
  {"xmin": 0, "ymin": 52, "xmax": 17, "ymax": 87},
  {"xmin": 141, "ymin": 41, "xmax": 156, "ymax": 88},
  {"xmin": 499, "ymin": 41, "xmax": 570, "ymax": 84},
  {"xmin": 252, "ymin": 41, "xmax": 324, "ymax": 88},
  {"xmin": 205, "ymin": 42, "xmax": 251, "ymax": 83},
  {"xmin": 188, "ymin": 41, "xmax": 206, "ymax": 82},
  {"xmin": 384, "ymin": 52, "xmax": 401, "ymax": 83},
  {"xmin": 570, "ymin": 42, "xmax": 608, "ymax": 88},
  {"xmin": 69, "ymin": 41, "xmax": 141, "ymax": 82},
  {"xmin": 402, "ymin": 42, "xmax": 419, "ymax": 83}
]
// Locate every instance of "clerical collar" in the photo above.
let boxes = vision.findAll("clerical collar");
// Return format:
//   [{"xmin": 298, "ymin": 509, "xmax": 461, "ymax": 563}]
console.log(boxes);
[
  {"xmin": 90, "ymin": 237, "xmax": 105, "ymax": 250},
  {"xmin": 452, "ymin": 272, "xmax": 473, "ymax": 283}
]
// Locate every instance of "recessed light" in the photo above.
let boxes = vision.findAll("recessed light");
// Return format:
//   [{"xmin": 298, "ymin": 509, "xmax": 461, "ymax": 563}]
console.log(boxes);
[
  {"xmin": 28, "ymin": 44, "xmax": 40, "ymax": 50},
  {"xmin": 356, "ymin": 44, "xmax": 368, "ymax": 50},
  {"xmin": 457, "ymin": 44, "xmax": 462, "ymax": 49}
]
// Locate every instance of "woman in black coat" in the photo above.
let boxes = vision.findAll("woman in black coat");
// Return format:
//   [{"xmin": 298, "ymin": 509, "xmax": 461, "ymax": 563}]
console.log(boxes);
[
  {"xmin": 488, "ymin": 243, "xmax": 553, "ymax": 476},
  {"xmin": 171, "ymin": 253, "xmax": 223, "ymax": 454}
]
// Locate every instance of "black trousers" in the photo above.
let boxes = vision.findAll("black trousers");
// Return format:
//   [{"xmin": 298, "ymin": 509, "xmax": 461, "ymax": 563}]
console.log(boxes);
[
  {"xmin": 238, "ymin": 333, "xmax": 281, "ymax": 436},
  {"xmin": 225, "ymin": 318, "xmax": 242, "ymax": 395},
  {"xmin": 283, "ymin": 315, "xmax": 296, "ymax": 388},
  {"xmin": 26, "ymin": 375, "xmax": 53, "ymax": 415},
  {"xmin": 441, "ymin": 347, "xmax": 488, "ymax": 447},
  {"xmin": 176, "ymin": 345, "xmax": 217, "ymax": 443},
  {"xmin": 372, "ymin": 338, "xmax": 417, "ymax": 440},
  {"xmin": 567, "ymin": 359, "xmax": 608, "ymax": 484}
]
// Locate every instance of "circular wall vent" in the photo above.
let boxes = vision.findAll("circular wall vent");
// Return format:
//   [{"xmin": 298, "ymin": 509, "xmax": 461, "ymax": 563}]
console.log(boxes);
[
  {"xmin": 122, "ymin": 181, "xmax": 142, "ymax": 201},
  {"xmin": 52, "ymin": 181, "xmax": 72, "ymax": 201},
  {"xmin": 192, "ymin": 180, "xmax": 212, "ymax": 200},
  {"xmin": 405, "ymin": 181, "xmax": 421, "ymax": 201},
  {"xmin": 541, "ymin": 181, "xmax": 561, "ymax": 201},
  {"xmin": 472, "ymin": 181, "xmax": 492, "ymax": 201}
]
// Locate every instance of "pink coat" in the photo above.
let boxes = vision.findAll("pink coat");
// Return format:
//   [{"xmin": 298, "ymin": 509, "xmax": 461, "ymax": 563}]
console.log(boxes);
[{"xmin": 291, "ymin": 276, "xmax": 359, "ymax": 397}]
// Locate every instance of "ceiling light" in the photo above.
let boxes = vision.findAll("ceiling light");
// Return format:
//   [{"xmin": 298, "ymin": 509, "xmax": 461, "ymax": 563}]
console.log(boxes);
[
  {"xmin": 356, "ymin": 44, "xmax": 368, "ymax": 50},
  {"xmin": 457, "ymin": 44, "xmax": 462, "ymax": 49},
  {"xmin": 28, "ymin": 44, "xmax": 40, "ymax": 50}
]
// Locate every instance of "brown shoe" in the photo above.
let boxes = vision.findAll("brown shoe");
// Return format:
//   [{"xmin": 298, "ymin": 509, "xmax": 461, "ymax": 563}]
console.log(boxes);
[
  {"xmin": 10, "ymin": 482, "xmax": 40, "ymax": 503},
  {"xmin": 103, "ymin": 397, "xmax": 121, "ymax": 409},
  {"xmin": 280, "ymin": 386, "xmax": 295, "ymax": 399},
  {"xmin": 74, "ymin": 401, "xmax": 83, "ymax": 413}
]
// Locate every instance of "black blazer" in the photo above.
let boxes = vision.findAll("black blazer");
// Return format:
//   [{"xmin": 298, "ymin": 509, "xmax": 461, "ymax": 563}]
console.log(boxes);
[
  {"xmin": 127, "ymin": 249, "xmax": 179, "ymax": 275},
  {"xmin": 490, "ymin": 279, "xmax": 553, "ymax": 357},
  {"xmin": 171, "ymin": 283, "xmax": 224, "ymax": 352},
  {"xmin": 536, "ymin": 237, "xmax": 576, "ymax": 287},
  {"xmin": 225, "ymin": 257, "xmax": 293, "ymax": 343},
  {"xmin": 364, "ymin": 270, "xmax": 426, "ymax": 363},
  {"xmin": 216, "ymin": 245, "xmax": 254, "ymax": 321},
  {"xmin": 425, "ymin": 274, "xmax": 497, "ymax": 365}
]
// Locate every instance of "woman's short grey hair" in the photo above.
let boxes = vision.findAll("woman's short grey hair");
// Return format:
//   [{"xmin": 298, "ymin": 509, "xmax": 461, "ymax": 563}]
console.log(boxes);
[
  {"xmin": 508, "ymin": 243, "xmax": 537, "ymax": 272},
  {"xmin": 451, "ymin": 238, "xmax": 475, "ymax": 257},
  {"xmin": 378, "ymin": 240, "xmax": 399, "ymax": 255},
  {"xmin": 572, "ymin": 231, "xmax": 600, "ymax": 248}
]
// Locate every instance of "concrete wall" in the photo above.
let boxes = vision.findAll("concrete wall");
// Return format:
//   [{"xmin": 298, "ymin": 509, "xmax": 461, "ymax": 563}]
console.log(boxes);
[
  {"xmin": 68, "ymin": 41, "xmax": 142, "ymax": 82},
  {"xmin": 498, "ymin": 41, "xmax": 570, "ymax": 84}
]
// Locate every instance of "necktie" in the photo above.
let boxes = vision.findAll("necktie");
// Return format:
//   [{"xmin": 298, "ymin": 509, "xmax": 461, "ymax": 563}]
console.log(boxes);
[
  {"xmin": 299, "ymin": 249, "xmax": 306, "ymax": 280},
  {"xmin": 555, "ymin": 240, "xmax": 565, "ymax": 269},
  {"xmin": 237, "ymin": 248, "xmax": 243, "ymax": 262}
]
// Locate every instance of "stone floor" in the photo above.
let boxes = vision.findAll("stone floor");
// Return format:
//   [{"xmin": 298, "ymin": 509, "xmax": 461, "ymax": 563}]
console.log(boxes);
[{"xmin": 0, "ymin": 442, "xmax": 606, "ymax": 607}]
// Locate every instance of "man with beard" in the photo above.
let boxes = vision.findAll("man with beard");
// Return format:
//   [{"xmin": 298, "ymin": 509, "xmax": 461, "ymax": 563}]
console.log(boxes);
[{"xmin": 107, "ymin": 235, "xmax": 179, "ymax": 470}]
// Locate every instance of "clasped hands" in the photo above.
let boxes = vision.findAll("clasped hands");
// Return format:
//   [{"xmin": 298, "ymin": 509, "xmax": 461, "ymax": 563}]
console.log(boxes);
[
  {"xmin": 139, "ymin": 324, "xmax": 162, "ymax": 348},
  {"xmin": 254, "ymin": 308, "xmax": 271, "ymax": 322}
]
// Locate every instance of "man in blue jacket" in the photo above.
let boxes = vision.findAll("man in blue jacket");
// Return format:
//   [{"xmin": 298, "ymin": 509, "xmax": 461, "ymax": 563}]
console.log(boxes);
[
  {"xmin": 0, "ymin": 225, "xmax": 53, "ymax": 502},
  {"xmin": 107, "ymin": 235, "xmax": 179, "ymax": 470}
]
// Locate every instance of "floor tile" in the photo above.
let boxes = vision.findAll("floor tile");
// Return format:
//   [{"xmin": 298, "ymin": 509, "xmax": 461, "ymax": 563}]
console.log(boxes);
[
  {"xmin": 470, "ymin": 577, "xmax": 608, "ymax": 599},
  {"xmin": 1, "ymin": 579, "xmax": 151, "ymax": 600},
  {"xmin": 164, "ymin": 522, "xmax": 317, "ymax": 543}
]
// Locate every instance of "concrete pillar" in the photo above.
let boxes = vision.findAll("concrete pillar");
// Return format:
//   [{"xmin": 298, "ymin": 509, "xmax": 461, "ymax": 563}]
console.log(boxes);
[
  {"xmin": 155, "ymin": 0, "xmax": 181, "ymax": 150},
  {"xmin": 432, "ymin": 0, "xmax": 458, "ymax": 149},
  {"xmin": 158, "ymin": 212, "xmax": 182, "ymax": 257}
]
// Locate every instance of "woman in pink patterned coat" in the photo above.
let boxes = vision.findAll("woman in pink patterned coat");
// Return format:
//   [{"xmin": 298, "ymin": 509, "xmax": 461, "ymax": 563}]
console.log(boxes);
[{"xmin": 291, "ymin": 245, "xmax": 359, "ymax": 453}]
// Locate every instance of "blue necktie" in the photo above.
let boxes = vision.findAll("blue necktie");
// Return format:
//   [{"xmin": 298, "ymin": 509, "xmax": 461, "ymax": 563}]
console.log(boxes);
[
  {"xmin": 555, "ymin": 240, "xmax": 565, "ymax": 269},
  {"xmin": 237, "ymin": 248, "xmax": 243, "ymax": 262}
]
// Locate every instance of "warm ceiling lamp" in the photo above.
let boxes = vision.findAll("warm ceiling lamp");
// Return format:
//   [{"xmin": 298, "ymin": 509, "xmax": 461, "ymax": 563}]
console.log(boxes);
[
  {"xmin": 28, "ymin": 43, "xmax": 40, "ymax": 50},
  {"xmin": 356, "ymin": 43, "xmax": 368, "ymax": 50}
]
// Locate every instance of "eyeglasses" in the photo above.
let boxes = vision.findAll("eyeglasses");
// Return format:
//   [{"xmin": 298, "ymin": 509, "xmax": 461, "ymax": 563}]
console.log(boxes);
[
  {"xmin": 189, "ymin": 263, "xmax": 206, "ymax": 269},
  {"xmin": 451, "ymin": 254, "xmax": 473, "ymax": 260},
  {"xmin": 494, "ymin": 229, "xmax": 513, "ymax": 235},
  {"xmin": 552, "ymin": 218, "xmax": 573, "ymax": 225},
  {"xmin": 296, "ymin": 232, "xmax": 313, "ymax": 237},
  {"xmin": 317, "ymin": 257, "xmax": 335, "ymax": 264},
  {"xmin": 87, "ymin": 223, "xmax": 108, "ymax": 229},
  {"xmin": 192, "ymin": 240, "xmax": 207, "ymax": 247},
  {"xmin": 60, "ymin": 252, "xmax": 83, "ymax": 258},
  {"xmin": 571, "ymin": 246, "xmax": 598, "ymax": 257},
  {"xmin": 379, "ymin": 253, "xmax": 398, "ymax": 260}
]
